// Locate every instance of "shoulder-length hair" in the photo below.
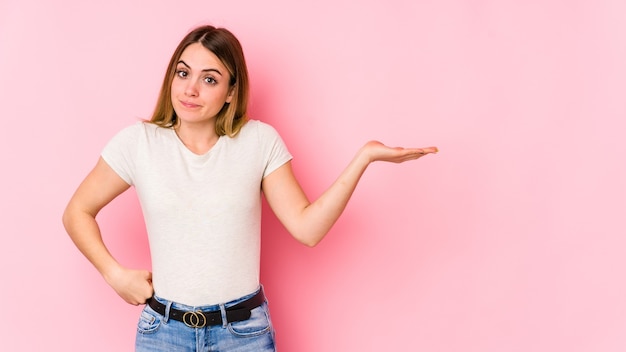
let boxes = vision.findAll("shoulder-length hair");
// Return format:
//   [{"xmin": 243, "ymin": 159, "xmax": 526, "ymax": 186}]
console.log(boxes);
[{"xmin": 149, "ymin": 25, "xmax": 249, "ymax": 137}]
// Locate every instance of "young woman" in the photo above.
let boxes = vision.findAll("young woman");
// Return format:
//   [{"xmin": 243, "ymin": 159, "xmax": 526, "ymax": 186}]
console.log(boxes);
[{"xmin": 62, "ymin": 25, "xmax": 437, "ymax": 351}]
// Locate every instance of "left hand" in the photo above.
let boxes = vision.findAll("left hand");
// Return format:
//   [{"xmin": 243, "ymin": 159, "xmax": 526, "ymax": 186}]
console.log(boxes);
[{"xmin": 361, "ymin": 141, "xmax": 438, "ymax": 164}]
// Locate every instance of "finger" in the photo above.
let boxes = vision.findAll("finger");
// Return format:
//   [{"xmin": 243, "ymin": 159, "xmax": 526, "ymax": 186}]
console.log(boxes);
[
  {"xmin": 410, "ymin": 147, "xmax": 437, "ymax": 157},
  {"xmin": 142, "ymin": 293, "xmax": 152, "ymax": 304},
  {"xmin": 140, "ymin": 285, "xmax": 154, "ymax": 304},
  {"xmin": 406, "ymin": 149, "xmax": 434, "ymax": 161},
  {"xmin": 403, "ymin": 147, "xmax": 437, "ymax": 155},
  {"xmin": 391, "ymin": 153, "xmax": 423, "ymax": 163},
  {"xmin": 409, "ymin": 149, "xmax": 428, "ymax": 157}
]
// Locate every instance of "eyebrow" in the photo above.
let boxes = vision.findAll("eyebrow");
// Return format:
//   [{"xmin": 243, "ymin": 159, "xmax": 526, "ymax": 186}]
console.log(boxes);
[{"xmin": 177, "ymin": 60, "xmax": 223, "ymax": 76}]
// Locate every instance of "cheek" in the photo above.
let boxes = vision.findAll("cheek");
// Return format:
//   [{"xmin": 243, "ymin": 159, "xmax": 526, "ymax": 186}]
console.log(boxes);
[
  {"xmin": 170, "ymin": 90, "xmax": 178, "ymax": 107},
  {"xmin": 170, "ymin": 80, "xmax": 182, "ymax": 96},
  {"xmin": 205, "ymin": 87, "xmax": 231, "ymax": 104}
]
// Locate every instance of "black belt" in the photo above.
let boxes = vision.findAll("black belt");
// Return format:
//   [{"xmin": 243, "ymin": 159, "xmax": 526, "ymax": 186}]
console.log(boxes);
[{"xmin": 147, "ymin": 288, "xmax": 265, "ymax": 328}]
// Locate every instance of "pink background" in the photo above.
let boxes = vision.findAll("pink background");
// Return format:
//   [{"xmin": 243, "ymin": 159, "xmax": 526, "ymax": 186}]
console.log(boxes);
[{"xmin": 1, "ymin": 0, "xmax": 625, "ymax": 350}]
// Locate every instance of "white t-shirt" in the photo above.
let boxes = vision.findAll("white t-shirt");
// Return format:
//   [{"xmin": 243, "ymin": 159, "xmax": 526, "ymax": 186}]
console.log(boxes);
[{"xmin": 101, "ymin": 120, "xmax": 292, "ymax": 306}]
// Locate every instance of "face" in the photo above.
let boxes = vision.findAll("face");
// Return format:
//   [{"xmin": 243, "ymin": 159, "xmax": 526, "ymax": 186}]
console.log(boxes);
[{"xmin": 171, "ymin": 42, "xmax": 234, "ymax": 126}]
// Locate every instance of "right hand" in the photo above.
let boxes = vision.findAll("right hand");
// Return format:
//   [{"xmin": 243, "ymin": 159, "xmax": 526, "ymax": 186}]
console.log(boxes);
[{"xmin": 104, "ymin": 266, "xmax": 154, "ymax": 305}]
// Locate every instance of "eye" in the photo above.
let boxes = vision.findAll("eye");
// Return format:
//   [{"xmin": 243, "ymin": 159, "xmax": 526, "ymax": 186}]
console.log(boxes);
[
  {"xmin": 175, "ymin": 70, "xmax": 188, "ymax": 78},
  {"xmin": 204, "ymin": 76, "xmax": 217, "ymax": 85}
]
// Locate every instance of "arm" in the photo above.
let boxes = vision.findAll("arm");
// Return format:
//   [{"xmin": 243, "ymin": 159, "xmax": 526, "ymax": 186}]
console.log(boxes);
[
  {"xmin": 262, "ymin": 141, "xmax": 437, "ymax": 247},
  {"xmin": 62, "ymin": 157, "xmax": 153, "ymax": 305}
]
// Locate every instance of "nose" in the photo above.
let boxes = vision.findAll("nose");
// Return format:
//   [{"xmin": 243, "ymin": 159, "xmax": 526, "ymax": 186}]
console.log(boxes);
[{"xmin": 184, "ymin": 80, "xmax": 199, "ymax": 97}]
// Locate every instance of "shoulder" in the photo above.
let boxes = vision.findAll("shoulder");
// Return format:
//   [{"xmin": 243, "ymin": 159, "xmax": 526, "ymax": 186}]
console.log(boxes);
[
  {"xmin": 238, "ymin": 119, "xmax": 282, "ymax": 139},
  {"xmin": 105, "ymin": 122, "xmax": 169, "ymax": 153},
  {"xmin": 112, "ymin": 121, "xmax": 150, "ymax": 137},
  {"xmin": 112, "ymin": 121, "xmax": 169, "ymax": 140}
]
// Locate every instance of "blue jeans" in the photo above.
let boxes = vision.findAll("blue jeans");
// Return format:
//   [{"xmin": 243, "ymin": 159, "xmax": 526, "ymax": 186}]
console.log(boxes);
[{"xmin": 135, "ymin": 287, "xmax": 276, "ymax": 351}]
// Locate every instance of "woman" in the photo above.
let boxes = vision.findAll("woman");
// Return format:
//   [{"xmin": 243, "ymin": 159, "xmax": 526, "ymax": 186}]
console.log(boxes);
[{"xmin": 62, "ymin": 25, "xmax": 437, "ymax": 351}]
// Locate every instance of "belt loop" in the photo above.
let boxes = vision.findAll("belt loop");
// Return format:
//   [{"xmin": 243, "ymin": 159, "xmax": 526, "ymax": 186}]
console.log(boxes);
[
  {"xmin": 163, "ymin": 299, "xmax": 172, "ymax": 324},
  {"xmin": 219, "ymin": 304, "xmax": 228, "ymax": 328}
]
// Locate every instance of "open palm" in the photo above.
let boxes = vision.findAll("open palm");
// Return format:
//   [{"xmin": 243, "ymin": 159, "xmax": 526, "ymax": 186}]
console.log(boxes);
[{"xmin": 363, "ymin": 140, "xmax": 438, "ymax": 163}]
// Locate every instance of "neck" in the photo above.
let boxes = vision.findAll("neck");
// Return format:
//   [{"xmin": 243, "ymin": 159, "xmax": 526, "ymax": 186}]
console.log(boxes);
[{"xmin": 175, "ymin": 121, "xmax": 219, "ymax": 155}]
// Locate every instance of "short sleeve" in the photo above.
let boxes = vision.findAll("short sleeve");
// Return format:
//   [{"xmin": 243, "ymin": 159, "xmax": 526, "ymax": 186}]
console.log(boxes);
[
  {"xmin": 257, "ymin": 122, "xmax": 293, "ymax": 178},
  {"xmin": 101, "ymin": 123, "xmax": 142, "ymax": 185}
]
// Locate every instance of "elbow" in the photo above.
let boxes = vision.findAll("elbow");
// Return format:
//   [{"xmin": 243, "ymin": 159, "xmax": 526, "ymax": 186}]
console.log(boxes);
[
  {"xmin": 62, "ymin": 203, "xmax": 87, "ymax": 232},
  {"xmin": 293, "ymin": 231, "xmax": 324, "ymax": 248},
  {"xmin": 301, "ymin": 238, "xmax": 320, "ymax": 248},
  {"xmin": 283, "ymin": 218, "xmax": 330, "ymax": 247},
  {"xmin": 61, "ymin": 206, "xmax": 73, "ymax": 232}
]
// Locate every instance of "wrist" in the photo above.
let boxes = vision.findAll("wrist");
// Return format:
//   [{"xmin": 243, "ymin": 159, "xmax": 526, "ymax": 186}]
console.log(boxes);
[
  {"xmin": 356, "ymin": 144, "xmax": 374, "ymax": 165},
  {"xmin": 100, "ymin": 261, "xmax": 124, "ymax": 285}
]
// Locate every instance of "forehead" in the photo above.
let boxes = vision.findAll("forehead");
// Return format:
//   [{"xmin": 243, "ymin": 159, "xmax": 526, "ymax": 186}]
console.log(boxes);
[{"xmin": 178, "ymin": 42, "xmax": 227, "ymax": 71}]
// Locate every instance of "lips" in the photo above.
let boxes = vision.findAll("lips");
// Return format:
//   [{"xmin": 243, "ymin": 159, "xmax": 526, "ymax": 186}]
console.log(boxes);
[{"xmin": 180, "ymin": 100, "xmax": 201, "ymax": 108}]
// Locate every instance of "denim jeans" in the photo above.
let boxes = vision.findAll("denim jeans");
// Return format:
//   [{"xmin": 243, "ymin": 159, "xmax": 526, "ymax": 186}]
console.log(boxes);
[{"xmin": 135, "ymin": 287, "xmax": 276, "ymax": 351}]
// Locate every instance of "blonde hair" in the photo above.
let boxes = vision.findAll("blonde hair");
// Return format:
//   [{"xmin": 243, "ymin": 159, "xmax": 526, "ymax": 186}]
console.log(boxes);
[{"xmin": 149, "ymin": 26, "xmax": 249, "ymax": 137}]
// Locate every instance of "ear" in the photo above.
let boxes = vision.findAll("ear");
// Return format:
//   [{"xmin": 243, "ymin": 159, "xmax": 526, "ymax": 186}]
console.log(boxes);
[{"xmin": 226, "ymin": 86, "xmax": 235, "ymax": 103}]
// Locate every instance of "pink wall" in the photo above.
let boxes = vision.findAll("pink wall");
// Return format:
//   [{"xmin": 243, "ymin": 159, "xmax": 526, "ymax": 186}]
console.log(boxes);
[{"xmin": 2, "ymin": 0, "xmax": 625, "ymax": 350}]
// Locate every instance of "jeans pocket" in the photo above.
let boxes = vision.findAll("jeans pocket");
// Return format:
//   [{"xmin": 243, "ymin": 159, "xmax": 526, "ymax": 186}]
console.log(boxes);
[
  {"xmin": 227, "ymin": 303, "xmax": 272, "ymax": 337},
  {"xmin": 137, "ymin": 305, "xmax": 162, "ymax": 334}
]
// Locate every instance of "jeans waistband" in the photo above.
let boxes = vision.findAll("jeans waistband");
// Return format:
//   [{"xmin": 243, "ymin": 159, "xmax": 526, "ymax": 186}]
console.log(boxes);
[{"xmin": 147, "ymin": 286, "xmax": 265, "ymax": 328}]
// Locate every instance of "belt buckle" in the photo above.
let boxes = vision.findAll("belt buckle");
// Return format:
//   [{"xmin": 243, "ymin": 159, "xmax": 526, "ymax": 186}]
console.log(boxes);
[{"xmin": 182, "ymin": 311, "xmax": 207, "ymax": 328}]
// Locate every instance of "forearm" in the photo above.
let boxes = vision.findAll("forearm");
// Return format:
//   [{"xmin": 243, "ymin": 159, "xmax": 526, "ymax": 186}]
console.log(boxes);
[
  {"xmin": 62, "ymin": 208, "xmax": 122, "ymax": 281},
  {"xmin": 293, "ymin": 150, "xmax": 371, "ymax": 246}
]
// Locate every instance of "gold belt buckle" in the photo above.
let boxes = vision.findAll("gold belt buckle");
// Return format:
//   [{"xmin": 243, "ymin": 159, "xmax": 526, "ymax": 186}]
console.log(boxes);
[{"xmin": 182, "ymin": 311, "xmax": 207, "ymax": 328}]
